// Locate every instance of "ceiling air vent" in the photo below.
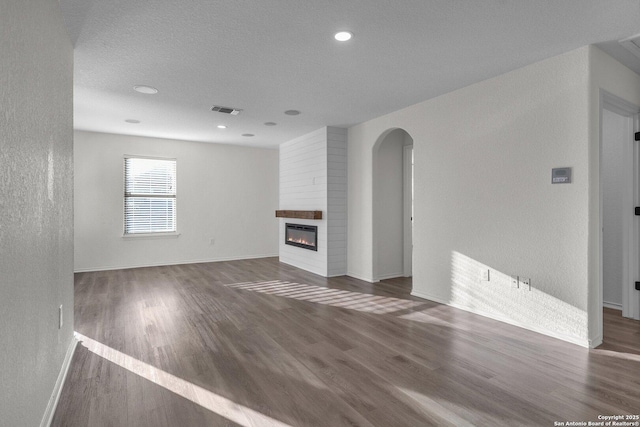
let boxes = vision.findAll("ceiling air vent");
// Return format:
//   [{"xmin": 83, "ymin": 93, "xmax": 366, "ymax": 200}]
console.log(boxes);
[
  {"xmin": 619, "ymin": 34, "xmax": 640, "ymax": 60},
  {"xmin": 211, "ymin": 105, "xmax": 242, "ymax": 115}
]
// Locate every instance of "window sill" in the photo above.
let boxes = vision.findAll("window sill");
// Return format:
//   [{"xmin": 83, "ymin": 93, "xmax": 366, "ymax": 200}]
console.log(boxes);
[{"xmin": 122, "ymin": 232, "xmax": 181, "ymax": 240}]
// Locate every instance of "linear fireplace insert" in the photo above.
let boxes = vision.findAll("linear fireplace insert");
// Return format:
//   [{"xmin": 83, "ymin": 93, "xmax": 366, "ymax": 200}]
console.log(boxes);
[{"xmin": 285, "ymin": 223, "xmax": 318, "ymax": 251}]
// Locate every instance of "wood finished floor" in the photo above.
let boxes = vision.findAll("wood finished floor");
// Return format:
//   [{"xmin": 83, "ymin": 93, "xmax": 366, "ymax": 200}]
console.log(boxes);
[{"xmin": 52, "ymin": 258, "xmax": 640, "ymax": 427}]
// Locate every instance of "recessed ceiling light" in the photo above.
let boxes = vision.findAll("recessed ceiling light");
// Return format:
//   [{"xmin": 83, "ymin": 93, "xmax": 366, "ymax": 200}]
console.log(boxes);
[
  {"xmin": 334, "ymin": 31, "xmax": 353, "ymax": 42},
  {"xmin": 264, "ymin": 122, "xmax": 277, "ymax": 126},
  {"xmin": 133, "ymin": 85, "xmax": 158, "ymax": 94},
  {"xmin": 284, "ymin": 110, "xmax": 300, "ymax": 116},
  {"xmin": 217, "ymin": 125, "xmax": 227, "ymax": 129},
  {"xmin": 125, "ymin": 119, "xmax": 140, "ymax": 124},
  {"xmin": 242, "ymin": 133, "xmax": 255, "ymax": 137}
]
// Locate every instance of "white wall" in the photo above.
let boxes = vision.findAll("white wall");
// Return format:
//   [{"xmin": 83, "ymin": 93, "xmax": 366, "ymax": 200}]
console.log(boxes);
[
  {"xmin": 373, "ymin": 129, "xmax": 405, "ymax": 279},
  {"xmin": 74, "ymin": 131, "xmax": 279, "ymax": 271},
  {"xmin": 279, "ymin": 127, "xmax": 347, "ymax": 277},
  {"xmin": 0, "ymin": 1, "xmax": 75, "ymax": 425},
  {"xmin": 349, "ymin": 45, "xmax": 640, "ymax": 347},
  {"xmin": 350, "ymin": 47, "xmax": 596, "ymax": 346},
  {"xmin": 601, "ymin": 108, "xmax": 630, "ymax": 309}
]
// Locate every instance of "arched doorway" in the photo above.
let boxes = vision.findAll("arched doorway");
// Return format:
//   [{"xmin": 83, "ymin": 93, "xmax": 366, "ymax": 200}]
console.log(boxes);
[{"xmin": 372, "ymin": 128, "xmax": 414, "ymax": 281}]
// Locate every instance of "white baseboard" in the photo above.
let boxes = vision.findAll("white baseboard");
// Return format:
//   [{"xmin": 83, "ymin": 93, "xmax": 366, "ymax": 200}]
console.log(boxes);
[
  {"xmin": 74, "ymin": 253, "xmax": 279, "ymax": 273},
  {"xmin": 347, "ymin": 271, "xmax": 377, "ymax": 283},
  {"xmin": 40, "ymin": 335, "xmax": 78, "ymax": 427},
  {"xmin": 410, "ymin": 290, "xmax": 449, "ymax": 306},
  {"xmin": 327, "ymin": 271, "xmax": 348, "ymax": 278},
  {"xmin": 278, "ymin": 258, "xmax": 326, "ymax": 277},
  {"xmin": 410, "ymin": 290, "xmax": 590, "ymax": 348},
  {"xmin": 603, "ymin": 301, "xmax": 622, "ymax": 311},
  {"xmin": 589, "ymin": 333, "xmax": 603, "ymax": 349},
  {"xmin": 377, "ymin": 272, "xmax": 406, "ymax": 281}
]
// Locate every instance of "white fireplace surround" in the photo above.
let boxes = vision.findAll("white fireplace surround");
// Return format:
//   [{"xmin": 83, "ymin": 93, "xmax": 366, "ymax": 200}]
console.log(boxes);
[{"xmin": 279, "ymin": 127, "xmax": 347, "ymax": 277}]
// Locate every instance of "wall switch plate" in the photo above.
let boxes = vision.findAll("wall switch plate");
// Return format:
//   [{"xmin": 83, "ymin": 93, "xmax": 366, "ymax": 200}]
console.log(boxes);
[
  {"xmin": 519, "ymin": 277, "xmax": 531, "ymax": 291},
  {"xmin": 511, "ymin": 276, "xmax": 519, "ymax": 288},
  {"xmin": 481, "ymin": 269, "xmax": 490, "ymax": 282},
  {"xmin": 59, "ymin": 305, "xmax": 63, "ymax": 329}
]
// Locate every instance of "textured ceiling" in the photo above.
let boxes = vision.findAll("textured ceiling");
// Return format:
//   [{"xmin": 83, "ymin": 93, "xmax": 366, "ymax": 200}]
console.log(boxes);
[{"xmin": 60, "ymin": 0, "xmax": 640, "ymax": 148}]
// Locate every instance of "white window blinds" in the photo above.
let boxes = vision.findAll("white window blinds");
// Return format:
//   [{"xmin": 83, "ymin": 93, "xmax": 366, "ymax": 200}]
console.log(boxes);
[{"xmin": 124, "ymin": 157, "xmax": 176, "ymax": 234}]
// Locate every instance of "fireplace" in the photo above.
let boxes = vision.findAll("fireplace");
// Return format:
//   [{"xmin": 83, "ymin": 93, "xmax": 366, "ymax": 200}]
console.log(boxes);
[{"xmin": 285, "ymin": 223, "xmax": 318, "ymax": 251}]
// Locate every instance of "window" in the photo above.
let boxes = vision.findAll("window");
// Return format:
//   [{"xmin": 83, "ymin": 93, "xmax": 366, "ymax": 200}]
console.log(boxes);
[{"xmin": 124, "ymin": 157, "xmax": 176, "ymax": 234}]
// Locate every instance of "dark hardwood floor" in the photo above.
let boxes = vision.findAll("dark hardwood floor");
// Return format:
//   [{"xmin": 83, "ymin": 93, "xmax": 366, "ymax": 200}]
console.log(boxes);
[{"xmin": 52, "ymin": 258, "xmax": 640, "ymax": 426}]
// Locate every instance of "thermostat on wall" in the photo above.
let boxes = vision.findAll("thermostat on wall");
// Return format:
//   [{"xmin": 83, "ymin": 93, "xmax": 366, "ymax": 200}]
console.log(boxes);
[{"xmin": 552, "ymin": 167, "xmax": 571, "ymax": 184}]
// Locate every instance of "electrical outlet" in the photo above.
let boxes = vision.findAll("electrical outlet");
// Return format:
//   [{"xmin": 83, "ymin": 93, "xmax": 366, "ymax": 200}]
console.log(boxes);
[
  {"xmin": 511, "ymin": 276, "xmax": 519, "ymax": 288},
  {"xmin": 481, "ymin": 269, "xmax": 490, "ymax": 282},
  {"xmin": 209, "ymin": 238, "xmax": 215, "ymax": 245},
  {"xmin": 59, "ymin": 305, "xmax": 63, "ymax": 329},
  {"xmin": 519, "ymin": 277, "xmax": 531, "ymax": 291}
]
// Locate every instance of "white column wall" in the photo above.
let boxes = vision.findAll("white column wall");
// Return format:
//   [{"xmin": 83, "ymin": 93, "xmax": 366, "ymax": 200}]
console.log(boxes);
[
  {"xmin": 279, "ymin": 128, "xmax": 329, "ymax": 276},
  {"xmin": 279, "ymin": 127, "xmax": 347, "ymax": 277}
]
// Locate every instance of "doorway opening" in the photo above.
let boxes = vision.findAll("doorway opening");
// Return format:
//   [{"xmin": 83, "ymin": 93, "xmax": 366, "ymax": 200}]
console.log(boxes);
[
  {"xmin": 599, "ymin": 91, "xmax": 640, "ymax": 347},
  {"xmin": 372, "ymin": 128, "xmax": 414, "ymax": 281}
]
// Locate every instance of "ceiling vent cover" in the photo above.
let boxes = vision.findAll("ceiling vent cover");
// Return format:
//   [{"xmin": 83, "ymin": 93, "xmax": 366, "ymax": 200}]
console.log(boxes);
[
  {"xmin": 211, "ymin": 105, "xmax": 242, "ymax": 115},
  {"xmin": 619, "ymin": 34, "xmax": 640, "ymax": 59}
]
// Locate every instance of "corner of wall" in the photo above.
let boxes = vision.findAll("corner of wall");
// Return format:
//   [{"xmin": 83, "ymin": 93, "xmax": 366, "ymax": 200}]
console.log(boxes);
[
  {"xmin": 587, "ymin": 42, "xmax": 604, "ymax": 351},
  {"xmin": 1, "ymin": 1, "xmax": 75, "ymax": 425}
]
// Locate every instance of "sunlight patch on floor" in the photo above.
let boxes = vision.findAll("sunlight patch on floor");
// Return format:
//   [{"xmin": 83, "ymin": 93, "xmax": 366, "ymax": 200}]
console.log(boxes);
[
  {"xmin": 590, "ymin": 348, "xmax": 640, "ymax": 362},
  {"xmin": 75, "ymin": 333, "xmax": 292, "ymax": 427},
  {"xmin": 225, "ymin": 280, "xmax": 424, "ymax": 314},
  {"xmin": 396, "ymin": 386, "xmax": 476, "ymax": 427}
]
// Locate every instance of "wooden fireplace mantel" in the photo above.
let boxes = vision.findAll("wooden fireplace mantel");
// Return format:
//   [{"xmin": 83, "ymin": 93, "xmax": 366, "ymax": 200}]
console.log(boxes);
[{"xmin": 275, "ymin": 210, "xmax": 322, "ymax": 220}]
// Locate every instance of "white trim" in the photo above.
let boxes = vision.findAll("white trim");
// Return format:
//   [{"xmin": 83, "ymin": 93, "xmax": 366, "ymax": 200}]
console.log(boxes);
[
  {"xmin": 596, "ymin": 95, "xmax": 605, "ymax": 347},
  {"xmin": 619, "ymin": 34, "xmax": 640, "ymax": 60},
  {"xmin": 623, "ymin": 113, "xmax": 635, "ymax": 319},
  {"xmin": 40, "ymin": 336, "xmax": 78, "ymax": 427},
  {"xmin": 410, "ymin": 290, "xmax": 590, "ymax": 348},
  {"xmin": 410, "ymin": 290, "xmax": 452, "ymax": 306},
  {"xmin": 589, "ymin": 334, "xmax": 603, "ymax": 349},
  {"xmin": 122, "ymin": 231, "xmax": 181, "ymax": 239},
  {"xmin": 278, "ymin": 258, "xmax": 326, "ymax": 277},
  {"xmin": 377, "ymin": 272, "xmax": 406, "ymax": 281},
  {"xmin": 123, "ymin": 154, "xmax": 177, "ymax": 161},
  {"xmin": 403, "ymin": 145, "xmax": 413, "ymax": 277},
  {"xmin": 603, "ymin": 301, "xmax": 623, "ymax": 311},
  {"xmin": 347, "ymin": 271, "xmax": 377, "ymax": 283},
  {"xmin": 74, "ymin": 253, "xmax": 279, "ymax": 273},
  {"xmin": 601, "ymin": 91, "xmax": 640, "ymax": 116},
  {"xmin": 632, "ymin": 112, "xmax": 640, "ymax": 320}
]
